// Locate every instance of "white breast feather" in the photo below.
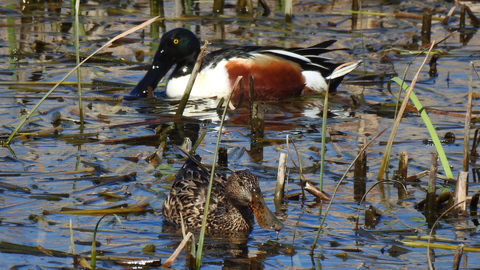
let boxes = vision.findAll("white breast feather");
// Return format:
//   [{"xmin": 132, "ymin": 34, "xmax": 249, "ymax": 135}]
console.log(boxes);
[{"xmin": 166, "ymin": 59, "xmax": 232, "ymax": 99}]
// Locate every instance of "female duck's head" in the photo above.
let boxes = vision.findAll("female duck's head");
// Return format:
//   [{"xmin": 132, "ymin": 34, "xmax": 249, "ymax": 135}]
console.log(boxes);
[{"xmin": 226, "ymin": 170, "xmax": 284, "ymax": 231}]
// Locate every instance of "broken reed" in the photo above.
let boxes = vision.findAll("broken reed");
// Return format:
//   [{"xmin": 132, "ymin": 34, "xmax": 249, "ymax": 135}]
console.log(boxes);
[
  {"xmin": 421, "ymin": 8, "xmax": 432, "ymax": 46},
  {"xmin": 394, "ymin": 151, "xmax": 408, "ymax": 199},
  {"xmin": 176, "ymin": 41, "xmax": 210, "ymax": 116},
  {"xmin": 453, "ymin": 62, "xmax": 476, "ymax": 213},
  {"xmin": 353, "ymin": 139, "xmax": 367, "ymax": 202},
  {"xmin": 425, "ymin": 152, "xmax": 438, "ymax": 227}
]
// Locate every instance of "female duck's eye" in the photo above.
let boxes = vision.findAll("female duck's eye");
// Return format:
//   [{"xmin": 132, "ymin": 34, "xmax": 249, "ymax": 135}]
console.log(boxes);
[{"xmin": 173, "ymin": 38, "xmax": 179, "ymax": 45}]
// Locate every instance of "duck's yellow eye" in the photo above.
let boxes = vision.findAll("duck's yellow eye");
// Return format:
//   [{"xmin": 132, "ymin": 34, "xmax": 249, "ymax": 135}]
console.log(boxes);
[{"xmin": 173, "ymin": 38, "xmax": 179, "ymax": 44}]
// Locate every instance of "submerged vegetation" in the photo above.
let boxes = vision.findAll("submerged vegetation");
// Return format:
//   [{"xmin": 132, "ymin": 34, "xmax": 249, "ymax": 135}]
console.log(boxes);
[{"xmin": 0, "ymin": 0, "xmax": 479, "ymax": 269}]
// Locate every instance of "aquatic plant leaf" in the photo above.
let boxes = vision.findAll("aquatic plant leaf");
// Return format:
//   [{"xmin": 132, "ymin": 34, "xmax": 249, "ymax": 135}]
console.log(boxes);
[{"xmin": 390, "ymin": 77, "xmax": 453, "ymax": 179}]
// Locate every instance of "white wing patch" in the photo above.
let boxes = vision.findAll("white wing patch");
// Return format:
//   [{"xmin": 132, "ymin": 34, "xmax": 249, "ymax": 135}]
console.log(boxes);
[
  {"xmin": 302, "ymin": 70, "xmax": 327, "ymax": 92},
  {"xmin": 262, "ymin": 49, "xmax": 311, "ymax": 63},
  {"xmin": 262, "ymin": 50, "xmax": 333, "ymax": 71},
  {"xmin": 326, "ymin": 61, "xmax": 361, "ymax": 80}
]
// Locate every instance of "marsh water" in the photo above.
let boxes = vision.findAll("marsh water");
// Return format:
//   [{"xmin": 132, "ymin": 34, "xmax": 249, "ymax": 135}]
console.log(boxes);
[{"xmin": 1, "ymin": 0, "xmax": 480, "ymax": 268}]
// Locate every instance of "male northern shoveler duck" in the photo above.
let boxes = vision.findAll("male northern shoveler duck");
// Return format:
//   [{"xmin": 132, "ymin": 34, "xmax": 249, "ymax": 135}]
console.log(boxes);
[
  {"xmin": 124, "ymin": 28, "xmax": 360, "ymax": 100},
  {"xmin": 162, "ymin": 155, "xmax": 284, "ymax": 232}
]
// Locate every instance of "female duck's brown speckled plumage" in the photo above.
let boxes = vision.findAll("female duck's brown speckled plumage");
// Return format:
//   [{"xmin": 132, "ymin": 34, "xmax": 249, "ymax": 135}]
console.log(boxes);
[{"xmin": 162, "ymin": 156, "xmax": 284, "ymax": 232}]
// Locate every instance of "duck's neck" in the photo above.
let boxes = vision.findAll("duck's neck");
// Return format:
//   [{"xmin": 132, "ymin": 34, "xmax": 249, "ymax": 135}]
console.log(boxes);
[{"xmin": 223, "ymin": 201, "xmax": 254, "ymax": 231}]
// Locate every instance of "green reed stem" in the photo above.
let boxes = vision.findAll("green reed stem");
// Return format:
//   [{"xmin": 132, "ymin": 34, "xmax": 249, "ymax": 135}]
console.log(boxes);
[
  {"xmin": 196, "ymin": 76, "xmax": 241, "ymax": 269},
  {"xmin": 74, "ymin": 0, "xmax": 84, "ymax": 127},
  {"xmin": 91, "ymin": 214, "xmax": 121, "ymax": 269},
  {"xmin": 190, "ymin": 129, "xmax": 207, "ymax": 154}
]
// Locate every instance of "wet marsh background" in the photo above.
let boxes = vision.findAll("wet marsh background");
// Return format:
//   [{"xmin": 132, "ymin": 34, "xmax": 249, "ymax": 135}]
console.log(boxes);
[{"xmin": 1, "ymin": 0, "xmax": 480, "ymax": 268}]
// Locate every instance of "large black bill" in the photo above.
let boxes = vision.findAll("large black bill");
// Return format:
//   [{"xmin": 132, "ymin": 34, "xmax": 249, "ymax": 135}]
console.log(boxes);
[{"xmin": 123, "ymin": 62, "xmax": 171, "ymax": 101}]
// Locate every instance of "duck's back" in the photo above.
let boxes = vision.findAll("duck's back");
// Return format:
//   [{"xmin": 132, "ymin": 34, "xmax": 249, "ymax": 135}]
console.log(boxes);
[
  {"xmin": 162, "ymin": 157, "xmax": 254, "ymax": 232},
  {"xmin": 162, "ymin": 158, "xmax": 225, "ymax": 227}
]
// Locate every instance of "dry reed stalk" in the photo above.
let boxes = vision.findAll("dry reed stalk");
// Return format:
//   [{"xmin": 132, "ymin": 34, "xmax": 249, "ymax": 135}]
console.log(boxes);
[
  {"xmin": 426, "ymin": 152, "xmax": 438, "ymax": 226},
  {"xmin": 395, "ymin": 151, "xmax": 408, "ymax": 199},
  {"xmin": 176, "ymin": 40, "xmax": 210, "ymax": 116},
  {"xmin": 303, "ymin": 181, "xmax": 330, "ymax": 201},
  {"xmin": 454, "ymin": 62, "xmax": 475, "ymax": 213},
  {"xmin": 422, "ymin": 9, "xmax": 432, "ymax": 46},
  {"xmin": 285, "ymin": 0, "xmax": 292, "ymax": 23},
  {"xmin": 162, "ymin": 232, "xmax": 193, "ymax": 267},
  {"xmin": 274, "ymin": 152, "xmax": 287, "ymax": 209},
  {"xmin": 454, "ymin": 172, "xmax": 468, "ymax": 212},
  {"xmin": 354, "ymin": 140, "xmax": 367, "ymax": 179},
  {"xmin": 353, "ymin": 138, "xmax": 367, "ymax": 202},
  {"xmin": 452, "ymin": 244, "xmax": 465, "ymax": 270},
  {"xmin": 462, "ymin": 62, "xmax": 474, "ymax": 171}
]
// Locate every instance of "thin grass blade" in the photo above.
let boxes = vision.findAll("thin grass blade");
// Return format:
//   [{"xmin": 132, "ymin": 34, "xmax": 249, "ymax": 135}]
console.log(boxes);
[{"xmin": 195, "ymin": 76, "xmax": 242, "ymax": 269}]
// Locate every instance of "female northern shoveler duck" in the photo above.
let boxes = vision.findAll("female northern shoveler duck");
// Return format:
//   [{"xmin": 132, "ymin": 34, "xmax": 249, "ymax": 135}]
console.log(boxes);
[
  {"xmin": 162, "ymin": 155, "xmax": 284, "ymax": 232},
  {"xmin": 124, "ymin": 28, "xmax": 360, "ymax": 100}
]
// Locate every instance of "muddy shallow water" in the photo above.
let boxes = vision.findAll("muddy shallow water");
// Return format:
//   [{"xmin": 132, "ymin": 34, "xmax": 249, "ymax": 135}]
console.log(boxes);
[{"xmin": 1, "ymin": 0, "xmax": 480, "ymax": 269}]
